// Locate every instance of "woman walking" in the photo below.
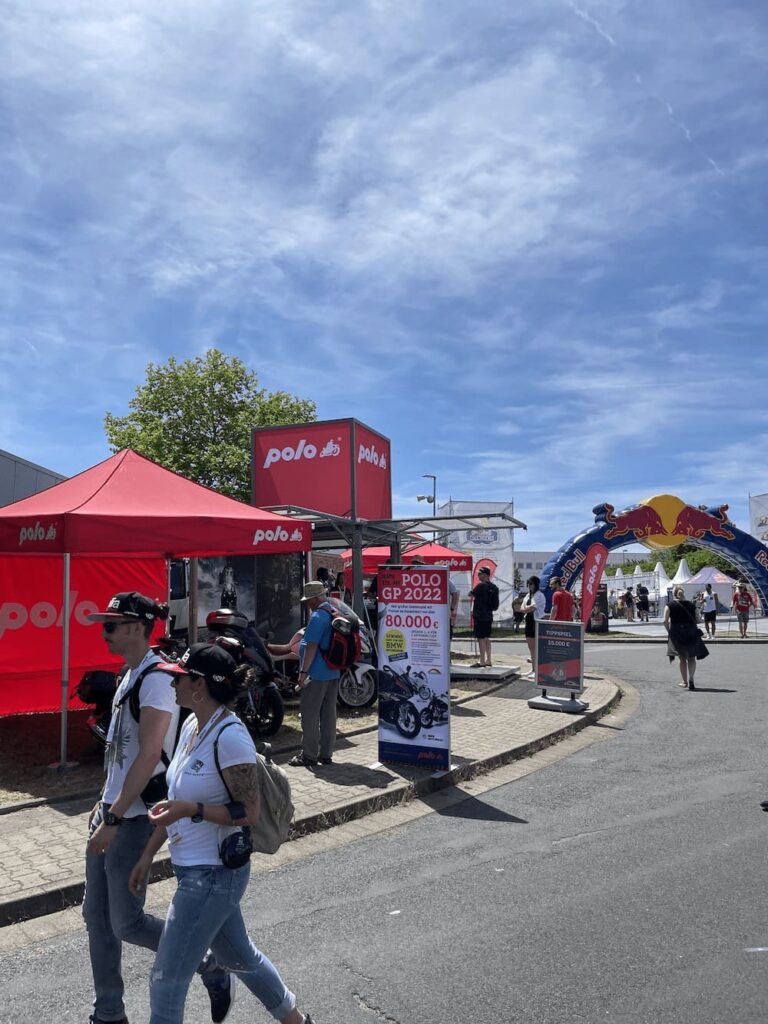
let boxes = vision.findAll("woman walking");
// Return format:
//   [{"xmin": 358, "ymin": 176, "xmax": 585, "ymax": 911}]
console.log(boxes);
[
  {"xmin": 664, "ymin": 586, "xmax": 700, "ymax": 690},
  {"xmin": 521, "ymin": 576, "xmax": 546, "ymax": 679},
  {"xmin": 130, "ymin": 643, "xmax": 313, "ymax": 1024}
]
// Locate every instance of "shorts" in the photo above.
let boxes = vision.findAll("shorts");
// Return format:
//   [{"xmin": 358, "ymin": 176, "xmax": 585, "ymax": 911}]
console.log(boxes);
[
  {"xmin": 513, "ymin": 612, "xmax": 524, "ymax": 625},
  {"xmin": 473, "ymin": 615, "xmax": 492, "ymax": 640},
  {"xmin": 524, "ymin": 613, "xmax": 536, "ymax": 639},
  {"xmin": 737, "ymin": 611, "xmax": 750, "ymax": 624},
  {"xmin": 637, "ymin": 598, "xmax": 649, "ymax": 612},
  {"xmin": 703, "ymin": 610, "xmax": 716, "ymax": 623}
]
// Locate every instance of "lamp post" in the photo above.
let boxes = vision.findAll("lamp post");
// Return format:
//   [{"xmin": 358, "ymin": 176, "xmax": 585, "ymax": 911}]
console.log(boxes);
[{"xmin": 421, "ymin": 474, "xmax": 436, "ymax": 516}]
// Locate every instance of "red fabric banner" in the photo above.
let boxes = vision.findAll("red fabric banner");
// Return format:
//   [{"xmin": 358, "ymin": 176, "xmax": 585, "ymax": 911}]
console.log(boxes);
[
  {"xmin": 581, "ymin": 543, "xmax": 609, "ymax": 626},
  {"xmin": 0, "ymin": 555, "xmax": 167, "ymax": 715}
]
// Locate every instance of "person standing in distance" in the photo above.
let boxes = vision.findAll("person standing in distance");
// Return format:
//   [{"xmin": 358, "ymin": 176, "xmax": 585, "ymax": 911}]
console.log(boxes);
[
  {"xmin": 701, "ymin": 582, "xmax": 718, "ymax": 638},
  {"xmin": 548, "ymin": 577, "xmax": 574, "ymax": 621},
  {"xmin": 732, "ymin": 582, "xmax": 755, "ymax": 638},
  {"xmin": 288, "ymin": 581, "xmax": 340, "ymax": 767},
  {"xmin": 84, "ymin": 592, "xmax": 233, "ymax": 1024},
  {"xmin": 469, "ymin": 566, "xmax": 499, "ymax": 668},
  {"xmin": 521, "ymin": 575, "xmax": 546, "ymax": 679}
]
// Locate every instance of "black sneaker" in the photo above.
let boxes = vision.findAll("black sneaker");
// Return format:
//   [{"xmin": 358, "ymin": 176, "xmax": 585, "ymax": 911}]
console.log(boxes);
[
  {"xmin": 318, "ymin": 757, "xmax": 333, "ymax": 765},
  {"xmin": 89, "ymin": 1017, "xmax": 128, "ymax": 1024},
  {"xmin": 202, "ymin": 967, "xmax": 236, "ymax": 1023},
  {"xmin": 288, "ymin": 753, "xmax": 318, "ymax": 767}
]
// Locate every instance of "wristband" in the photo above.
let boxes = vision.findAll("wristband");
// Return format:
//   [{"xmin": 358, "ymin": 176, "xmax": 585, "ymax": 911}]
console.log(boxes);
[{"xmin": 191, "ymin": 802, "xmax": 204, "ymax": 823}]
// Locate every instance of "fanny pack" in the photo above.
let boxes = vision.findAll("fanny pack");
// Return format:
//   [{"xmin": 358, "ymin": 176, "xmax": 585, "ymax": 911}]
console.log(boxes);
[{"xmin": 213, "ymin": 723, "xmax": 253, "ymax": 869}]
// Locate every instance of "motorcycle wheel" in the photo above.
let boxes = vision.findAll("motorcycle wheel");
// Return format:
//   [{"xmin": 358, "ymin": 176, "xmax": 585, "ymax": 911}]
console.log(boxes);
[
  {"xmin": 237, "ymin": 689, "xmax": 284, "ymax": 739},
  {"xmin": 396, "ymin": 701, "xmax": 421, "ymax": 739},
  {"xmin": 419, "ymin": 707, "xmax": 434, "ymax": 729},
  {"xmin": 337, "ymin": 666, "xmax": 378, "ymax": 709}
]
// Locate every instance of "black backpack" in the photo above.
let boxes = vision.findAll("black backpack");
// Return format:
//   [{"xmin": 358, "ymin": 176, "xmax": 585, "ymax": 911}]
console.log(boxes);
[{"xmin": 116, "ymin": 657, "xmax": 189, "ymax": 806}]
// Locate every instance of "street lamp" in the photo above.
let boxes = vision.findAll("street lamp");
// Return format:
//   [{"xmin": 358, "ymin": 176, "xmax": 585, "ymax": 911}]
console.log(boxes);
[{"xmin": 417, "ymin": 474, "xmax": 437, "ymax": 516}]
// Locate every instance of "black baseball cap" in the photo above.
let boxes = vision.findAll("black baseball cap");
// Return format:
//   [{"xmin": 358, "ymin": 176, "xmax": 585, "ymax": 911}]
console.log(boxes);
[
  {"xmin": 478, "ymin": 567, "xmax": 491, "ymax": 576},
  {"xmin": 152, "ymin": 643, "xmax": 237, "ymax": 683},
  {"xmin": 88, "ymin": 592, "xmax": 162, "ymax": 623}
]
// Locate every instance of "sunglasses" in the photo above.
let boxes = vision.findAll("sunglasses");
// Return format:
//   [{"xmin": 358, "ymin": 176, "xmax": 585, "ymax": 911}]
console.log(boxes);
[{"xmin": 102, "ymin": 620, "xmax": 135, "ymax": 634}]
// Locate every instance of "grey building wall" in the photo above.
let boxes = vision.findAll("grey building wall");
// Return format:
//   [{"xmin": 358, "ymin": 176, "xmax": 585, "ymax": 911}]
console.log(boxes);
[{"xmin": 0, "ymin": 449, "xmax": 66, "ymax": 506}]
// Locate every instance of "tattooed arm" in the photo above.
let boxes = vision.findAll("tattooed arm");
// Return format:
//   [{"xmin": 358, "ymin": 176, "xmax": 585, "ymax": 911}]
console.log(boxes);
[{"xmin": 221, "ymin": 763, "xmax": 262, "ymax": 827}]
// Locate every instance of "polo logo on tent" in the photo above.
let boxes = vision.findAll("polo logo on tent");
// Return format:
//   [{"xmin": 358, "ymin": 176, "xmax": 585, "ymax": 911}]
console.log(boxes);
[
  {"xmin": 0, "ymin": 593, "xmax": 99, "ymax": 639},
  {"xmin": 262, "ymin": 438, "xmax": 341, "ymax": 469},
  {"xmin": 252, "ymin": 527, "xmax": 291, "ymax": 546},
  {"xmin": 18, "ymin": 522, "xmax": 57, "ymax": 546},
  {"xmin": 358, "ymin": 444, "xmax": 387, "ymax": 469}
]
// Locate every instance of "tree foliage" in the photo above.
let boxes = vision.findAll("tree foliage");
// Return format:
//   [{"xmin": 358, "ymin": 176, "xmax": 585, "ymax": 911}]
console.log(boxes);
[{"xmin": 104, "ymin": 349, "xmax": 316, "ymax": 502}]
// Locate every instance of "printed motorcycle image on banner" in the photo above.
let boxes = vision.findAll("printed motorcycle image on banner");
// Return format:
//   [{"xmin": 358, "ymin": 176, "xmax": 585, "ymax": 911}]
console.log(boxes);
[
  {"xmin": 535, "ymin": 620, "xmax": 584, "ymax": 695},
  {"xmin": 377, "ymin": 564, "xmax": 451, "ymax": 771}
]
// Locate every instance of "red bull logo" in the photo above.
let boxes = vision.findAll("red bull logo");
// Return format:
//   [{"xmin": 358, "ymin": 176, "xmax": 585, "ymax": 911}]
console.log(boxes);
[
  {"xmin": 673, "ymin": 503, "xmax": 735, "ymax": 541},
  {"xmin": 594, "ymin": 495, "xmax": 737, "ymax": 551},
  {"xmin": 599, "ymin": 503, "xmax": 667, "ymax": 541}
]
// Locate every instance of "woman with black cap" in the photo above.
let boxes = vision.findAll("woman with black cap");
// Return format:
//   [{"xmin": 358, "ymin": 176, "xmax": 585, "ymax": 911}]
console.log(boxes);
[{"xmin": 129, "ymin": 643, "xmax": 313, "ymax": 1024}]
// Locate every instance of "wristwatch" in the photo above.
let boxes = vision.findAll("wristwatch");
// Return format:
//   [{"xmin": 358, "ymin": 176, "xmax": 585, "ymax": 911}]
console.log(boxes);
[
  {"xmin": 191, "ymin": 802, "xmax": 204, "ymax": 823},
  {"xmin": 103, "ymin": 810, "xmax": 123, "ymax": 827}
]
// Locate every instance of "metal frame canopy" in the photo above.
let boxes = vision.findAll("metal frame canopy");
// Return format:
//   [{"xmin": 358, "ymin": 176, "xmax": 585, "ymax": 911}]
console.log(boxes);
[{"xmin": 263, "ymin": 504, "xmax": 527, "ymax": 615}]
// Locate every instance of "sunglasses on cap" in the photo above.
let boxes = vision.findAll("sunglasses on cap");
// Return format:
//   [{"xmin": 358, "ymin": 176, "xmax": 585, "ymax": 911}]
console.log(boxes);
[{"xmin": 102, "ymin": 620, "xmax": 136, "ymax": 634}]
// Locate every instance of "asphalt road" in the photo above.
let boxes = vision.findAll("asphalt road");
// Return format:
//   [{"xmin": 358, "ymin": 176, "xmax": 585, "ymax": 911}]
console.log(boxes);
[{"xmin": 3, "ymin": 644, "xmax": 768, "ymax": 1024}]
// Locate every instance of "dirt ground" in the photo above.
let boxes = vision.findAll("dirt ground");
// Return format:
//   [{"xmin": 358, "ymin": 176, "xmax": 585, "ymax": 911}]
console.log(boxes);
[{"xmin": 0, "ymin": 680, "xmax": 494, "ymax": 809}]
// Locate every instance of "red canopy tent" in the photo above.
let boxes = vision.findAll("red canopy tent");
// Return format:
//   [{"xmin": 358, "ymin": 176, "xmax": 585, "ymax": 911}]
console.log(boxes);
[
  {"xmin": 0, "ymin": 449, "xmax": 311, "ymax": 763},
  {"xmin": 340, "ymin": 540, "xmax": 473, "ymax": 574}
]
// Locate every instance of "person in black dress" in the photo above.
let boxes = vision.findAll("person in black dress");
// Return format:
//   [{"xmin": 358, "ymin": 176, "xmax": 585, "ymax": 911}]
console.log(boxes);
[{"xmin": 663, "ymin": 585, "xmax": 700, "ymax": 690}]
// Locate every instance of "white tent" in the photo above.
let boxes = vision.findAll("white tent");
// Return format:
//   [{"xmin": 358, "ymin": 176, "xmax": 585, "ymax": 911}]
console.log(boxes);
[
  {"xmin": 654, "ymin": 561, "xmax": 671, "ymax": 587},
  {"xmin": 633, "ymin": 564, "xmax": 643, "ymax": 576},
  {"xmin": 671, "ymin": 558, "xmax": 693, "ymax": 585},
  {"xmin": 614, "ymin": 567, "xmax": 624, "ymax": 581},
  {"xmin": 680, "ymin": 567, "xmax": 737, "ymax": 612}
]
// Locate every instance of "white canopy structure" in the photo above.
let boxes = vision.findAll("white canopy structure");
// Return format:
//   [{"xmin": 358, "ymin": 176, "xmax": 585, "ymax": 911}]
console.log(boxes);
[
  {"xmin": 671, "ymin": 558, "xmax": 693, "ymax": 585},
  {"xmin": 633, "ymin": 564, "xmax": 643, "ymax": 576}
]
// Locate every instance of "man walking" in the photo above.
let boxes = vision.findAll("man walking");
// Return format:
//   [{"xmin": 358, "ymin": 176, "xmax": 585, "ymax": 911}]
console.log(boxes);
[
  {"xmin": 289, "ymin": 581, "xmax": 341, "ymax": 767},
  {"xmin": 84, "ymin": 592, "xmax": 233, "ymax": 1024},
  {"xmin": 732, "ymin": 582, "xmax": 755, "ymax": 638},
  {"xmin": 701, "ymin": 582, "xmax": 718, "ymax": 638}
]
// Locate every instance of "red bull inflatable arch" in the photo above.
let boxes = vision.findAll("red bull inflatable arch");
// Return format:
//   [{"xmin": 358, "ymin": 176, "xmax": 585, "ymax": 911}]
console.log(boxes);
[{"xmin": 540, "ymin": 494, "xmax": 768, "ymax": 609}]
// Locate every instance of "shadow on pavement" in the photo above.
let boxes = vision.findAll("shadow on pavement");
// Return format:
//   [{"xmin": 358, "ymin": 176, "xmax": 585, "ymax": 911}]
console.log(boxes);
[
  {"xmin": 311, "ymin": 763, "xmax": 394, "ymax": 789},
  {"xmin": 426, "ymin": 794, "xmax": 528, "ymax": 824}
]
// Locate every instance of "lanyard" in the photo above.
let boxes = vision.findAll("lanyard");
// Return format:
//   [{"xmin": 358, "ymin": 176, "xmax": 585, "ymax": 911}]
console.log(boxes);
[{"xmin": 181, "ymin": 706, "xmax": 231, "ymax": 758}]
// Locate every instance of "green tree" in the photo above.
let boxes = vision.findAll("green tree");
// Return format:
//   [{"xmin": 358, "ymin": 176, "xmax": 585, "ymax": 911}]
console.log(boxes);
[{"xmin": 104, "ymin": 349, "xmax": 316, "ymax": 502}]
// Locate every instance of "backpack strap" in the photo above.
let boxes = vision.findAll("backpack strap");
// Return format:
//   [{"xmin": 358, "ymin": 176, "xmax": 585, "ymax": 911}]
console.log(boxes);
[
  {"xmin": 213, "ymin": 720, "xmax": 252, "ymax": 832},
  {"xmin": 117, "ymin": 656, "xmax": 171, "ymax": 765}
]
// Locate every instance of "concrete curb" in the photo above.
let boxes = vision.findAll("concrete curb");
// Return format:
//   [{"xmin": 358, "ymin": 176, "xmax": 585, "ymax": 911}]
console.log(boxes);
[{"xmin": 0, "ymin": 674, "xmax": 620, "ymax": 928}]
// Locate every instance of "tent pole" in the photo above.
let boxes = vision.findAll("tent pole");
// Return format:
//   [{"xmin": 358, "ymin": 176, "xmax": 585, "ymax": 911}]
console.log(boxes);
[
  {"xmin": 188, "ymin": 557, "xmax": 199, "ymax": 644},
  {"xmin": 53, "ymin": 552, "xmax": 76, "ymax": 771}
]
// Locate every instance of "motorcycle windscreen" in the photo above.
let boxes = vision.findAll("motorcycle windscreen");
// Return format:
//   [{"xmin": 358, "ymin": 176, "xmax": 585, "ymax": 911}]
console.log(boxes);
[{"xmin": 0, "ymin": 555, "xmax": 167, "ymax": 715}]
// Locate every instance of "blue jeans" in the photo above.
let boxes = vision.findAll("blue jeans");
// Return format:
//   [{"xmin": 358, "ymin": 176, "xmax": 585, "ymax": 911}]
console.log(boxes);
[
  {"xmin": 83, "ymin": 814, "xmax": 166, "ymax": 1021},
  {"xmin": 150, "ymin": 863, "xmax": 295, "ymax": 1024}
]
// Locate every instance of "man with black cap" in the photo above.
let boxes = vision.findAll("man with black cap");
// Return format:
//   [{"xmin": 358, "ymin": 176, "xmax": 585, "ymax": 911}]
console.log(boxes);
[
  {"xmin": 83, "ymin": 592, "xmax": 233, "ymax": 1024},
  {"xmin": 288, "ymin": 581, "xmax": 341, "ymax": 768},
  {"xmin": 469, "ymin": 567, "xmax": 500, "ymax": 667}
]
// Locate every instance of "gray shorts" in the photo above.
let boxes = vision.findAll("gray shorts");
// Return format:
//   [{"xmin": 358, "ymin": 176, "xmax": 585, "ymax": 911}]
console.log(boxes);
[{"xmin": 737, "ymin": 611, "xmax": 750, "ymax": 624}]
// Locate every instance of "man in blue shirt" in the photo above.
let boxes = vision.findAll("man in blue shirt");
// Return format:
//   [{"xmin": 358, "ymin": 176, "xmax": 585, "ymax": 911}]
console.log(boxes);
[{"xmin": 288, "ymin": 581, "xmax": 341, "ymax": 767}]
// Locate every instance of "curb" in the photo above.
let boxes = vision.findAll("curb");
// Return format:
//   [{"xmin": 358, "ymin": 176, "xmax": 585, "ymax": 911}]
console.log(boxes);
[{"xmin": 0, "ymin": 674, "xmax": 620, "ymax": 928}]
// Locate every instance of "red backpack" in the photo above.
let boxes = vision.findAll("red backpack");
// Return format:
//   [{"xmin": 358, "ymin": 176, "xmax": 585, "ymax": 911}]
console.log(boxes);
[{"xmin": 319, "ymin": 604, "xmax": 361, "ymax": 670}]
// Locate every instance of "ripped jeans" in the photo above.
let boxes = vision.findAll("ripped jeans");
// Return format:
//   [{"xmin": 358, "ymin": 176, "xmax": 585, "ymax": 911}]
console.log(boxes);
[{"xmin": 150, "ymin": 863, "xmax": 296, "ymax": 1024}]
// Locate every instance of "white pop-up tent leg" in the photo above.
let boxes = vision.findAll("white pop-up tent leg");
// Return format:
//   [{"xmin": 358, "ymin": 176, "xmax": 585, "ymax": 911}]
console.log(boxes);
[{"xmin": 52, "ymin": 552, "xmax": 77, "ymax": 771}]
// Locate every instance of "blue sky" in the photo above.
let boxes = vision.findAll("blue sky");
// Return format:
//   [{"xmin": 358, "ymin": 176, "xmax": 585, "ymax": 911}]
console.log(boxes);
[{"xmin": 1, "ymin": 1, "xmax": 766, "ymax": 549}]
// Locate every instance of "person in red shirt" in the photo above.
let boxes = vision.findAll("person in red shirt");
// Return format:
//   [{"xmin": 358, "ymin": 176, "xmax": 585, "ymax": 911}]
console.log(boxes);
[
  {"xmin": 549, "ymin": 577, "xmax": 575, "ymax": 621},
  {"xmin": 732, "ymin": 582, "xmax": 755, "ymax": 638}
]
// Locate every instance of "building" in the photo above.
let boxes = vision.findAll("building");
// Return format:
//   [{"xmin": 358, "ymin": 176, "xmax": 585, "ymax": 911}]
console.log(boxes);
[{"xmin": 0, "ymin": 449, "xmax": 65, "ymax": 506}]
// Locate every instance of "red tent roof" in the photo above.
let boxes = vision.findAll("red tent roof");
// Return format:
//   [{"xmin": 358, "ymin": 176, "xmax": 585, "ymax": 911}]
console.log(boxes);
[
  {"xmin": 340, "ymin": 540, "xmax": 472, "ymax": 572},
  {"xmin": 0, "ymin": 449, "xmax": 311, "ymax": 556}
]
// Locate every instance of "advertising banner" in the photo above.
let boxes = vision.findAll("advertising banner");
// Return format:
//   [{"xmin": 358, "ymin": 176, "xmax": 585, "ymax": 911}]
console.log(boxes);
[
  {"xmin": 749, "ymin": 494, "xmax": 768, "ymax": 544},
  {"xmin": 535, "ymin": 620, "xmax": 584, "ymax": 695},
  {"xmin": 581, "ymin": 542, "xmax": 609, "ymax": 625},
  {"xmin": 0, "ymin": 554, "xmax": 167, "ymax": 715},
  {"xmin": 377, "ymin": 564, "xmax": 450, "ymax": 771},
  {"xmin": 442, "ymin": 500, "xmax": 516, "ymax": 626},
  {"xmin": 252, "ymin": 418, "xmax": 392, "ymax": 520}
]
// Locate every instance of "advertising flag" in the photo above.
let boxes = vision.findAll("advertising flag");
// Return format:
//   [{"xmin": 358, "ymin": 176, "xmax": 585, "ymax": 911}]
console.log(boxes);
[{"xmin": 581, "ymin": 542, "xmax": 609, "ymax": 625}]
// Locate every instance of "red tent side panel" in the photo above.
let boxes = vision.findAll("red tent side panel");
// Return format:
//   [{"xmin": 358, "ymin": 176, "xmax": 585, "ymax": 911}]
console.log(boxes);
[{"xmin": 0, "ymin": 555, "xmax": 167, "ymax": 715}]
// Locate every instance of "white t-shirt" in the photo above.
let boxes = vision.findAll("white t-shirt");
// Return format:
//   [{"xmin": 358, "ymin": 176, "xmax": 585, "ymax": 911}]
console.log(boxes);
[
  {"xmin": 522, "ymin": 591, "xmax": 546, "ymax": 619},
  {"xmin": 103, "ymin": 651, "xmax": 180, "ymax": 817},
  {"xmin": 165, "ymin": 711, "xmax": 257, "ymax": 867},
  {"xmin": 702, "ymin": 591, "xmax": 717, "ymax": 613}
]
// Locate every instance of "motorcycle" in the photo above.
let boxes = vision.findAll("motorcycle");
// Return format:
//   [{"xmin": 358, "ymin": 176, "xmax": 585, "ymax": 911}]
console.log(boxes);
[
  {"xmin": 377, "ymin": 665, "xmax": 424, "ymax": 740},
  {"xmin": 419, "ymin": 689, "xmax": 449, "ymax": 729},
  {"xmin": 74, "ymin": 612, "xmax": 285, "ymax": 747}
]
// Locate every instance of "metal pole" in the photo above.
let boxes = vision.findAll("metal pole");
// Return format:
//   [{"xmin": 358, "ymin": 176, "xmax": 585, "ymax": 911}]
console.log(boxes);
[
  {"xmin": 188, "ymin": 557, "xmax": 199, "ymax": 643},
  {"xmin": 54, "ymin": 553, "xmax": 76, "ymax": 771},
  {"xmin": 351, "ymin": 523, "xmax": 365, "ymax": 619}
]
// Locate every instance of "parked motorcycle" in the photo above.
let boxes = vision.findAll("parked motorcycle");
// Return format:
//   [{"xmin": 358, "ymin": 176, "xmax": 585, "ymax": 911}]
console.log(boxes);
[
  {"xmin": 377, "ymin": 665, "xmax": 423, "ymax": 740},
  {"xmin": 419, "ymin": 689, "xmax": 449, "ymax": 729}
]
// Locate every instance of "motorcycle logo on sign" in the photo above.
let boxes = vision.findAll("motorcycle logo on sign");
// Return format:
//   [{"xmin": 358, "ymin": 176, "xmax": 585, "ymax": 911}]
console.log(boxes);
[
  {"xmin": 262, "ymin": 437, "xmax": 342, "ymax": 469},
  {"xmin": 358, "ymin": 443, "xmax": 387, "ymax": 469},
  {"xmin": 252, "ymin": 526, "xmax": 305, "ymax": 546}
]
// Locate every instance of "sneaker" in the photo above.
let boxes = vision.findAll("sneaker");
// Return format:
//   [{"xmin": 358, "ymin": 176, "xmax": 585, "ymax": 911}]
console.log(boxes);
[
  {"xmin": 288, "ymin": 753, "xmax": 318, "ymax": 767},
  {"xmin": 202, "ymin": 967, "xmax": 236, "ymax": 1023},
  {"xmin": 318, "ymin": 757, "xmax": 333, "ymax": 765},
  {"xmin": 89, "ymin": 1017, "xmax": 128, "ymax": 1024}
]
